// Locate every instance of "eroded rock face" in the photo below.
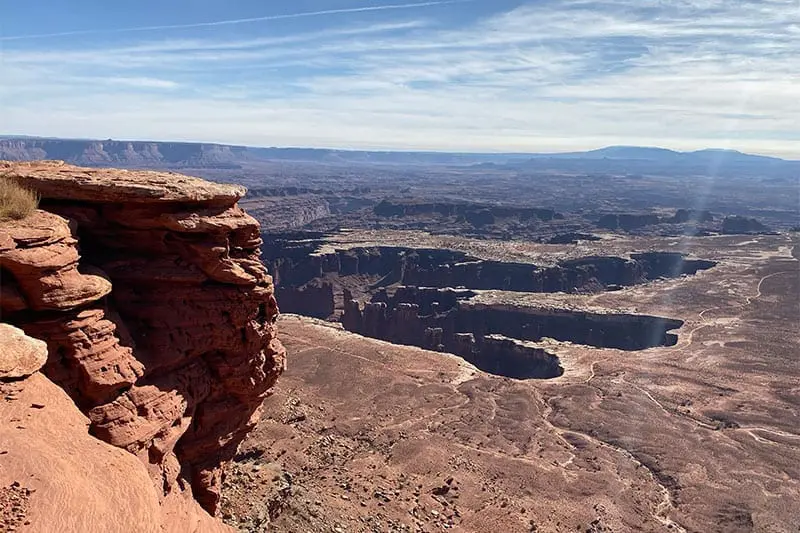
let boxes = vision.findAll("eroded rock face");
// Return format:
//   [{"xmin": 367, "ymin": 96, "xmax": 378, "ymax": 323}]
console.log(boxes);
[
  {"xmin": 0, "ymin": 327, "xmax": 231, "ymax": 533},
  {"xmin": 0, "ymin": 161, "xmax": 285, "ymax": 515},
  {"xmin": 342, "ymin": 286, "xmax": 682, "ymax": 379},
  {"xmin": 0, "ymin": 210, "xmax": 143, "ymax": 404},
  {"xmin": 263, "ymin": 233, "xmax": 717, "ymax": 319},
  {"xmin": 721, "ymin": 215, "xmax": 771, "ymax": 234}
]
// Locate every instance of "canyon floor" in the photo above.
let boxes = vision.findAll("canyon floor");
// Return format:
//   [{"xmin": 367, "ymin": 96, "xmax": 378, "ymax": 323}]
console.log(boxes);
[{"xmin": 222, "ymin": 234, "xmax": 799, "ymax": 533}]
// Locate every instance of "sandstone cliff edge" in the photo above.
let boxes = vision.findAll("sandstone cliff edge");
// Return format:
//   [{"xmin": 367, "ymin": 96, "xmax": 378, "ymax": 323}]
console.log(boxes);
[{"xmin": 0, "ymin": 161, "xmax": 286, "ymax": 531}]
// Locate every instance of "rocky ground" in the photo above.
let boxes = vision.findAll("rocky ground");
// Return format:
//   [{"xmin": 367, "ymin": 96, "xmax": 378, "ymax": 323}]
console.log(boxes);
[
  {"xmin": 222, "ymin": 233, "xmax": 799, "ymax": 532},
  {"xmin": 0, "ymin": 481, "xmax": 32, "ymax": 531}
]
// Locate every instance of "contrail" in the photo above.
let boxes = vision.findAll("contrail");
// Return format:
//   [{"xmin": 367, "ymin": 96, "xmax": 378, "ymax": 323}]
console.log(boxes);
[{"xmin": 1, "ymin": 0, "xmax": 471, "ymax": 41}]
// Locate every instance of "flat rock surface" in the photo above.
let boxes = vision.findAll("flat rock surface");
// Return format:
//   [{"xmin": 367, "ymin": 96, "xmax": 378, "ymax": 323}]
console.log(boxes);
[
  {"xmin": 0, "ymin": 371, "xmax": 233, "ymax": 532},
  {"xmin": 0, "ymin": 210, "xmax": 72, "ymax": 249},
  {"xmin": 0, "ymin": 372, "xmax": 163, "ymax": 533},
  {"xmin": 317, "ymin": 229, "xmax": 748, "ymax": 265},
  {"xmin": 1, "ymin": 160, "xmax": 245, "ymax": 204}
]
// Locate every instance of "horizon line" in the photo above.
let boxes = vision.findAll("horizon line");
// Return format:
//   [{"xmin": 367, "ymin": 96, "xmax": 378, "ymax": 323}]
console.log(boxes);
[{"xmin": 0, "ymin": 134, "xmax": 797, "ymax": 161}]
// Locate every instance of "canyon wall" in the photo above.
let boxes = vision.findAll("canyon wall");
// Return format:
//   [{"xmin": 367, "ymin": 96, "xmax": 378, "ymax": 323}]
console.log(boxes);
[
  {"xmin": 240, "ymin": 195, "xmax": 332, "ymax": 230},
  {"xmin": 721, "ymin": 215, "xmax": 771, "ymax": 234},
  {"xmin": 0, "ymin": 161, "xmax": 285, "ymax": 522},
  {"xmin": 597, "ymin": 209, "xmax": 714, "ymax": 231},
  {"xmin": 262, "ymin": 234, "xmax": 716, "ymax": 318},
  {"xmin": 0, "ymin": 139, "xmax": 249, "ymax": 169},
  {"xmin": 342, "ymin": 287, "xmax": 682, "ymax": 379},
  {"xmin": 267, "ymin": 241, "xmax": 715, "ymax": 292}
]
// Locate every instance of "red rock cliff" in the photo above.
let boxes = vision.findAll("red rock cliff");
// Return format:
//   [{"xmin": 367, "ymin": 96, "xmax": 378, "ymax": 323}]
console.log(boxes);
[{"xmin": 0, "ymin": 161, "xmax": 286, "ymax": 517}]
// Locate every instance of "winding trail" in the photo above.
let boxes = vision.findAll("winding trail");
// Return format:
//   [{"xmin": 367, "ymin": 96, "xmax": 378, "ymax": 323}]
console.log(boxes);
[
  {"xmin": 536, "ymin": 389, "xmax": 686, "ymax": 532},
  {"xmin": 697, "ymin": 307, "xmax": 715, "ymax": 323},
  {"xmin": 662, "ymin": 307, "xmax": 714, "ymax": 353},
  {"xmin": 379, "ymin": 395, "xmax": 472, "ymax": 432},
  {"xmin": 741, "ymin": 426, "xmax": 800, "ymax": 444},
  {"xmin": 743, "ymin": 270, "xmax": 795, "ymax": 306},
  {"xmin": 280, "ymin": 264, "xmax": 795, "ymax": 532},
  {"xmin": 628, "ymin": 382, "xmax": 672, "ymax": 418},
  {"xmin": 666, "ymin": 269, "xmax": 794, "ymax": 353},
  {"xmin": 583, "ymin": 361, "xmax": 598, "ymax": 384}
]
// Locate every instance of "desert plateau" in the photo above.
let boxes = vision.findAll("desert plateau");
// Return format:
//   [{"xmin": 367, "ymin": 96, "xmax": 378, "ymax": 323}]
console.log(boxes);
[
  {"xmin": 2, "ymin": 2, "xmax": 800, "ymax": 531},
  {"xmin": 1, "ymin": 147, "xmax": 797, "ymax": 532}
]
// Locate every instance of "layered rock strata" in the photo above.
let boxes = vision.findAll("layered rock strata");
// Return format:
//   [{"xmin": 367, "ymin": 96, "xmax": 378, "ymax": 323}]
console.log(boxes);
[
  {"xmin": 0, "ymin": 161, "xmax": 285, "ymax": 515},
  {"xmin": 0, "ymin": 325, "xmax": 229, "ymax": 532},
  {"xmin": 342, "ymin": 286, "xmax": 682, "ymax": 379},
  {"xmin": 263, "ymin": 232, "xmax": 716, "ymax": 318},
  {"xmin": 265, "ymin": 236, "xmax": 716, "ymax": 292}
]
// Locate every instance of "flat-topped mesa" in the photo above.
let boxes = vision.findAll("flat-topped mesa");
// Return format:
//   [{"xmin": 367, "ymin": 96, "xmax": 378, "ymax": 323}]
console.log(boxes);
[{"xmin": 0, "ymin": 161, "xmax": 285, "ymax": 517}]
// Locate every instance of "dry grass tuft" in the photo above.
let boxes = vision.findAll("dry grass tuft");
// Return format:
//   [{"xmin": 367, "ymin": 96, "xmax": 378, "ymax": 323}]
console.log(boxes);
[{"xmin": 0, "ymin": 176, "xmax": 39, "ymax": 221}]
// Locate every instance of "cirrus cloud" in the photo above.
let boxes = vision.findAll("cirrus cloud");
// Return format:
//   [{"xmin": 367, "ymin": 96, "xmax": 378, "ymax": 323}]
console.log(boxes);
[{"xmin": 1, "ymin": 0, "xmax": 798, "ymax": 157}]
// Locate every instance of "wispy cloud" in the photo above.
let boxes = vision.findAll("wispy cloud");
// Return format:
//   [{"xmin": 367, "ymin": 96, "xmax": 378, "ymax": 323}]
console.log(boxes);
[
  {"xmin": 0, "ymin": 1, "xmax": 467, "ymax": 41},
  {"xmin": 1, "ymin": 0, "xmax": 798, "ymax": 156},
  {"xmin": 102, "ymin": 77, "xmax": 180, "ymax": 89}
]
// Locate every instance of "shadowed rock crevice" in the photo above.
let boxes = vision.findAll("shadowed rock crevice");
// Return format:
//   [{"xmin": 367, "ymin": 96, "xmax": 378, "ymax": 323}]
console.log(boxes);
[{"xmin": 454, "ymin": 333, "xmax": 564, "ymax": 379}]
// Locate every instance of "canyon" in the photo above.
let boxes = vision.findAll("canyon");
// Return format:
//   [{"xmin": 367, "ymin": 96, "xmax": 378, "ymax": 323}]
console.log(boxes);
[
  {"xmin": 261, "ymin": 232, "xmax": 715, "ymax": 381},
  {"xmin": 341, "ymin": 287, "xmax": 682, "ymax": 379},
  {"xmin": 223, "ymin": 211, "xmax": 798, "ymax": 532},
  {"xmin": 224, "ymin": 231, "xmax": 800, "ymax": 532},
  {"xmin": 263, "ymin": 233, "xmax": 716, "ymax": 313}
]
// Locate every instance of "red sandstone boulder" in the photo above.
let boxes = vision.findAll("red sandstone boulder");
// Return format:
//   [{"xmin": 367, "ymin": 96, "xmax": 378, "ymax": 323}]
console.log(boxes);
[
  {"xmin": 0, "ymin": 324, "xmax": 47, "ymax": 379},
  {"xmin": 0, "ymin": 211, "xmax": 112, "ymax": 311}
]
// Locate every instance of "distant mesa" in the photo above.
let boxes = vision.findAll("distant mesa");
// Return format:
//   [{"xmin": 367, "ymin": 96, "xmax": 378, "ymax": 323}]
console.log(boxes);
[
  {"xmin": 597, "ymin": 209, "xmax": 714, "ymax": 231},
  {"xmin": 721, "ymin": 215, "xmax": 772, "ymax": 235},
  {"xmin": 532, "ymin": 145, "xmax": 785, "ymax": 163},
  {"xmin": 373, "ymin": 199, "xmax": 560, "ymax": 225},
  {"xmin": 0, "ymin": 138, "xmax": 249, "ymax": 169},
  {"xmin": 0, "ymin": 137, "xmax": 796, "ymax": 179}
]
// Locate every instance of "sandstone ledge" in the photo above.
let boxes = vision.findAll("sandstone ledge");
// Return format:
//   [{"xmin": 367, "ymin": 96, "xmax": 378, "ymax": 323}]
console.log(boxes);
[{"xmin": 2, "ymin": 160, "xmax": 245, "ymax": 205}]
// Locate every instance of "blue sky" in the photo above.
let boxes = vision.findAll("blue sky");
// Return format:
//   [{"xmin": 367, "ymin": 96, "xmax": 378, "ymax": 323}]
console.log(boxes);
[{"xmin": 1, "ymin": 0, "xmax": 798, "ymax": 156}]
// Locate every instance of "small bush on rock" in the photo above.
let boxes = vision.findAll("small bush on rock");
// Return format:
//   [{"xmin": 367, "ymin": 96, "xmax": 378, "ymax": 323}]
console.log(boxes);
[{"xmin": 0, "ymin": 177, "xmax": 39, "ymax": 221}]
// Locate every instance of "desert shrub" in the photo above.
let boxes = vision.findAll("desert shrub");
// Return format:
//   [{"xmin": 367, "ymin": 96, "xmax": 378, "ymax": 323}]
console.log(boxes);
[{"xmin": 0, "ymin": 177, "xmax": 39, "ymax": 221}]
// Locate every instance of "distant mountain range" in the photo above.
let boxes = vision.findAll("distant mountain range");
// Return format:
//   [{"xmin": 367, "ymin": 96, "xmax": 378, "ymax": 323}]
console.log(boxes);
[
  {"xmin": 529, "ymin": 145, "xmax": 785, "ymax": 163},
  {"xmin": 498, "ymin": 146, "xmax": 798, "ymax": 179},
  {"xmin": 0, "ymin": 136, "xmax": 797, "ymax": 179}
]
